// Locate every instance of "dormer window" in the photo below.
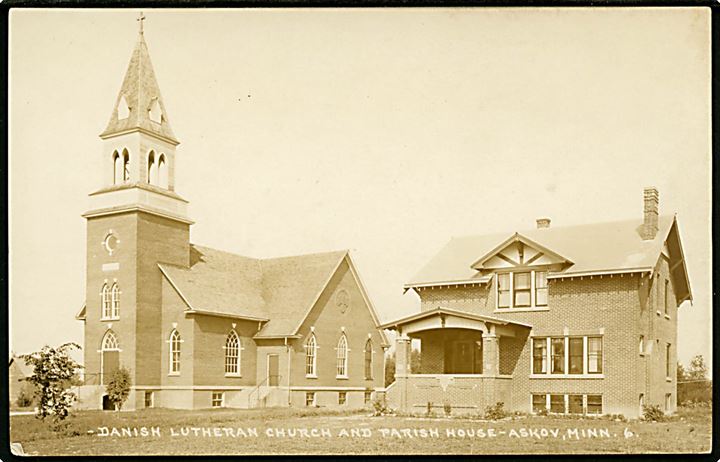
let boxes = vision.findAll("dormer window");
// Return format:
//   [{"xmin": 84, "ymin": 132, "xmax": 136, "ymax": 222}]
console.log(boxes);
[{"xmin": 496, "ymin": 270, "xmax": 549, "ymax": 310}]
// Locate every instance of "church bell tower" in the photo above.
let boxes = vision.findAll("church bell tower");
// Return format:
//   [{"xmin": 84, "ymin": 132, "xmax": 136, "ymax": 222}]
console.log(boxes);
[{"xmin": 80, "ymin": 15, "xmax": 192, "ymax": 408}]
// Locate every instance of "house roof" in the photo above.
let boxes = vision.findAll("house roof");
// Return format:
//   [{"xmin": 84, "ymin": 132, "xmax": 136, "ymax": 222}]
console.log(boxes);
[
  {"xmin": 379, "ymin": 307, "xmax": 533, "ymax": 330},
  {"xmin": 9, "ymin": 355, "xmax": 33, "ymax": 377},
  {"xmin": 159, "ymin": 245, "xmax": 388, "ymax": 342},
  {"xmin": 407, "ymin": 215, "xmax": 691, "ymax": 302}
]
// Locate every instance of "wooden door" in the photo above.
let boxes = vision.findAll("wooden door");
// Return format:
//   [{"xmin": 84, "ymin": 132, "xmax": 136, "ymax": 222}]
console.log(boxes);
[{"xmin": 102, "ymin": 350, "xmax": 119, "ymax": 385}]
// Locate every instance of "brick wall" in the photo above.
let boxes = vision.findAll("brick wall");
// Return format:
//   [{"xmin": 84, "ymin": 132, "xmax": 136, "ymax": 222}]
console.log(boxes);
[{"xmin": 192, "ymin": 317, "xmax": 258, "ymax": 387}]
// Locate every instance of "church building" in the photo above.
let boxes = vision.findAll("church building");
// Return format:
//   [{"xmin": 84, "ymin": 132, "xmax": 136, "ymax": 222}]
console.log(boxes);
[{"xmin": 75, "ymin": 22, "xmax": 388, "ymax": 411}]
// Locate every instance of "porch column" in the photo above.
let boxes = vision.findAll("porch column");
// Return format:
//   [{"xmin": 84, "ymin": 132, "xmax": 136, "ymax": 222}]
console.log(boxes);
[
  {"xmin": 395, "ymin": 334, "xmax": 412, "ymax": 412},
  {"xmin": 482, "ymin": 327, "xmax": 500, "ymax": 376}
]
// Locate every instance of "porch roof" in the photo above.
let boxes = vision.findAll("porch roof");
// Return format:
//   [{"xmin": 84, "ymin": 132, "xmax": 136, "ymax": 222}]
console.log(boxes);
[{"xmin": 379, "ymin": 307, "xmax": 533, "ymax": 331}]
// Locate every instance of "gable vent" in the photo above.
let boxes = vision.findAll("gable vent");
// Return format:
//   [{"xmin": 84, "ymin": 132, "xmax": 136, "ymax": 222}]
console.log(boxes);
[{"xmin": 536, "ymin": 218, "xmax": 551, "ymax": 229}]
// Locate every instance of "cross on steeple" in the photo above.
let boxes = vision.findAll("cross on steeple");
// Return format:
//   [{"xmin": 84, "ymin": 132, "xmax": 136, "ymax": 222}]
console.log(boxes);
[{"xmin": 137, "ymin": 12, "xmax": 146, "ymax": 35}]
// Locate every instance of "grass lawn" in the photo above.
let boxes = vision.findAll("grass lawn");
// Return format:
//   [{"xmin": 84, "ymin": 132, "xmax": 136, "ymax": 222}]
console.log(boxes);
[{"xmin": 9, "ymin": 405, "xmax": 711, "ymax": 455}]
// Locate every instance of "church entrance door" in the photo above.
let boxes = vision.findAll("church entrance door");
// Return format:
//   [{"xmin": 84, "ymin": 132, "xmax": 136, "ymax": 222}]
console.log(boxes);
[{"xmin": 102, "ymin": 350, "xmax": 120, "ymax": 385}]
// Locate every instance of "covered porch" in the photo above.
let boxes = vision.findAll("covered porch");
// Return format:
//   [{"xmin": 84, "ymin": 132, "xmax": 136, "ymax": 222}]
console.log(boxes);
[{"xmin": 381, "ymin": 308, "xmax": 531, "ymax": 413}]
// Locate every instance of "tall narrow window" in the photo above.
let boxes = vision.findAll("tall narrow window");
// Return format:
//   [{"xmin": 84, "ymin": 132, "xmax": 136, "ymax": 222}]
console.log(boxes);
[
  {"xmin": 122, "ymin": 149, "xmax": 130, "ymax": 182},
  {"xmin": 513, "ymin": 272, "xmax": 531, "ymax": 307},
  {"xmin": 665, "ymin": 343, "xmax": 672, "ymax": 378},
  {"xmin": 225, "ymin": 330, "xmax": 240, "ymax": 376},
  {"xmin": 305, "ymin": 334, "xmax": 317, "ymax": 377},
  {"xmin": 664, "ymin": 279, "xmax": 669, "ymax": 315},
  {"xmin": 551, "ymin": 338, "xmax": 565, "ymax": 374},
  {"xmin": 364, "ymin": 339, "xmax": 373, "ymax": 380},
  {"xmin": 101, "ymin": 284, "xmax": 111, "ymax": 319},
  {"xmin": 639, "ymin": 335, "xmax": 645, "ymax": 354},
  {"xmin": 587, "ymin": 337, "xmax": 603, "ymax": 374},
  {"xmin": 101, "ymin": 330, "xmax": 120, "ymax": 386},
  {"xmin": 535, "ymin": 271, "xmax": 548, "ymax": 306},
  {"xmin": 113, "ymin": 151, "xmax": 123, "ymax": 185},
  {"xmin": 532, "ymin": 338, "xmax": 547, "ymax": 374},
  {"xmin": 158, "ymin": 154, "xmax": 168, "ymax": 189},
  {"xmin": 336, "ymin": 334, "xmax": 348, "ymax": 378},
  {"xmin": 110, "ymin": 283, "xmax": 120, "ymax": 319},
  {"xmin": 147, "ymin": 151, "xmax": 156, "ymax": 184},
  {"xmin": 169, "ymin": 330, "xmax": 181, "ymax": 375},
  {"xmin": 497, "ymin": 273, "xmax": 511, "ymax": 308},
  {"xmin": 568, "ymin": 338, "xmax": 583, "ymax": 374}
]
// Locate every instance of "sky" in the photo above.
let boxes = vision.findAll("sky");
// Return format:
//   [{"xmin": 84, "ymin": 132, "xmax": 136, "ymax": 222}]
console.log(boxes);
[{"xmin": 9, "ymin": 8, "xmax": 711, "ymax": 368}]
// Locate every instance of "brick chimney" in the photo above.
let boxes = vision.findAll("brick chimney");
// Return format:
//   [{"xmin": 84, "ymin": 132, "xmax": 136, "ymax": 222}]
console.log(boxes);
[
  {"xmin": 536, "ymin": 218, "xmax": 551, "ymax": 229},
  {"xmin": 641, "ymin": 187, "xmax": 659, "ymax": 240}
]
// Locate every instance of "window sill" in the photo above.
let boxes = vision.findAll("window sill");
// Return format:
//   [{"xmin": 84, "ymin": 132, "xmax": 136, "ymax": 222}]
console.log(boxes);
[
  {"xmin": 664, "ymin": 314, "xmax": 671, "ymax": 320},
  {"xmin": 530, "ymin": 374, "xmax": 604, "ymax": 379},
  {"xmin": 336, "ymin": 376, "xmax": 349, "ymax": 380},
  {"xmin": 306, "ymin": 374, "xmax": 318, "ymax": 379},
  {"xmin": 168, "ymin": 372, "xmax": 180, "ymax": 377},
  {"xmin": 495, "ymin": 307, "xmax": 550, "ymax": 313},
  {"xmin": 639, "ymin": 352, "xmax": 647, "ymax": 357},
  {"xmin": 656, "ymin": 311, "xmax": 662, "ymax": 316},
  {"xmin": 224, "ymin": 374, "xmax": 242, "ymax": 378},
  {"xmin": 101, "ymin": 317, "xmax": 120, "ymax": 322},
  {"xmin": 666, "ymin": 377, "xmax": 672, "ymax": 382}
]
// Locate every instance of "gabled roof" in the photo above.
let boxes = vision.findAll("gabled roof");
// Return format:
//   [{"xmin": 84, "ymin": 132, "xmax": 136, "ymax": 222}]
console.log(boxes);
[
  {"xmin": 9, "ymin": 355, "xmax": 33, "ymax": 377},
  {"xmin": 159, "ymin": 245, "xmax": 388, "ymax": 342},
  {"xmin": 407, "ymin": 216, "xmax": 691, "ymax": 303},
  {"xmin": 470, "ymin": 232, "xmax": 573, "ymax": 270},
  {"xmin": 100, "ymin": 31, "xmax": 178, "ymax": 144},
  {"xmin": 379, "ymin": 307, "xmax": 533, "ymax": 330}
]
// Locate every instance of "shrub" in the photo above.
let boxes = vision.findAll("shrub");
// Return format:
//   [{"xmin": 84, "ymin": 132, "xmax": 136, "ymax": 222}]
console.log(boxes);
[
  {"xmin": 106, "ymin": 367, "xmax": 132, "ymax": 411},
  {"xmin": 643, "ymin": 404, "xmax": 665, "ymax": 422},
  {"xmin": 425, "ymin": 401, "xmax": 435, "ymax": 417},
  {"xmin": 443, "ymin": 402, "xmax": 452, "ymax": 417},
  {"xmin": 484, "ymin": 402, "xmax": 508, "ymax": 420},
  {"xmin": 371, "ymin": 398, "xmax": 391, "ymax": 416}
]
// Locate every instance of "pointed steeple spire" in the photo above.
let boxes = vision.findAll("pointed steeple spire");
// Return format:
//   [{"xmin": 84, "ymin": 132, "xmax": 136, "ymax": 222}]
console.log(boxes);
[{"xmin": 101, "ymin": 15, "xmax": 178, "ymax": 144}]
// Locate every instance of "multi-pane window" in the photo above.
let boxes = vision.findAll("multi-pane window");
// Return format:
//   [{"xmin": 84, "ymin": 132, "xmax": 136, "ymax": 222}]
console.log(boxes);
[
  {"xmin": 533, "ymin": 393, "xmax": 603, "ymax": 415},
  {"xmin": 532, "ymin": 338, "xmax": 548, "ymax": 374},
  {"xmin": 305, "ymin": 334, "xmax": 317, "ymax": 377},
  {"xmin": 533, "ymin": 336, "xmax": 602, "ymax": 376},
  {"xmin": 587, "ymin": 337, "xmax": 602, "ymax": 374},
  {"xmin": 497, "ymin": 270, "xmax": 548, "ymax": 309},
  {"xmin": 338, "ymin": 392, "xmax": 347, "ymax": 405},
  {"xmin": 532, "ymin": 394, "xmax": 546, "ymax": 413},
  {"xmin": 110, "ymin": 284, "xmax": 120, "ymax": 318},
  {"xmin": 102, "ymin": 330, "xmax": 119, "ymax": 350},
  {"xmin": 568, "ymin": 395, "xmax": 583, "ymax": 414},
  {"xmin": 551, "ymin": 338, "xmax": 565, "ymax": 374},
  {"xmin": 211, "ymin": 392, "xmax": 224, "ymax": 408},
  {"xmin": 169, "ymin": 329, "xmax": 181, "ymax": 374},
  {"xmin": 144, "ymin": 391, "xmax": 154, "ymax": 408},
  {"xmin": 568, "ymin": 338, "xmax": 583, "ymax": 374},
  {"xmin": 497, "ymin": 273, "xmax": 511, "ymax": 308},
  {"xmin": 101, "ymin": 284, "xmax": 111, "ymax": 319},
  {"xmin": 364, "ymin": 339, "xmax": 373, "ymax": 380},
  {"xmin": 305, "ymin": 392, "xmax": 316, "ymax": 407},
  {"xmin": 550, "ymin": 394, "xmax": 565, "ymax": 413},
  {"xmin": 336, "ymin": 334, "xmax": 348, "ymax": 378},
  {"xmin": 587, "ymin": 395, "xmax": 602, "ymax": 414},
  {"xmin": 225, "ymin": 330, "xmax": 240, "ymax": 376},
  {"xmin": 535, "ymin": 271, "xmax": 548, "ymax": 306},
  {"xmin": 665, "ymin": 343, "xmax": 672, "ymax": 378}
]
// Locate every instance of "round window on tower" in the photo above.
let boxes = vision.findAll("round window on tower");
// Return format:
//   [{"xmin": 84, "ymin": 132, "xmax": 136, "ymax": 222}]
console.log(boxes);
[{"xmin": 103, "ymin": 232, "xmax": 119, "ymax": 256}]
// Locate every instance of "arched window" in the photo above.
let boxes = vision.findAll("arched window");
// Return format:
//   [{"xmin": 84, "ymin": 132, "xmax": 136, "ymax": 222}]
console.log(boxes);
[
  {"xmin": 122, "ymin": 149, "xmax": 130, "ymax": 182},
  {"xmin": 364, "ymin": 338, "xmax": 373, "ymax": 380},
  {"xmin": 113, "ymin": 151, "xmax": 122, "ymax": 185},
  {"xmin": 305, "ymin": 333, "xmax": 317, "ymax": 377},
  {"xmin": 224, "ymin": 330, "xmax": 241, "ymax": 376},
  {"xmin": 158, "ymin": 154, "xmax": 168, "ymax": 189},
  {"xmin": 336, "ymin": 334, "xmax": 348, "ymax": 378},
  {"xmin": 101, "ymin": 330, "xmax": 119, "ymax": 351},
  {"xmin": 101, "ymin": 284, "xmax": 111, "ymax": 319},
  {"xmin": 110, "ymin": 283, "xmax": 120, "ymax": 319},
  {"xmin": 147, "ymin": 151, "xmax": 156, "ymax": 184},
  {"xmin": 169, "ymin": 329, "xmax": 181, "ymax": 374}
]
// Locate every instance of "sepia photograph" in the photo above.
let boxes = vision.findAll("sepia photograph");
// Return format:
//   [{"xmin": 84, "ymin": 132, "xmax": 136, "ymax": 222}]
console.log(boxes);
[{"xmin": 7, "ymin": 6, "xmax": 712, "ymax": 456}]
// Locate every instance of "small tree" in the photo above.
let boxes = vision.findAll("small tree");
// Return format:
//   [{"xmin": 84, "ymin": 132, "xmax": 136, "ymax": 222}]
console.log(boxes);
[
  {"xmin": 21, "ymin": 343, "xmax": 81, "ymax": 424},
  {"xmin": 677, "ymin": 362, "xmax": 688, "ymax": 382},
  {"xmin": 384, "ymin": 353, "xmax": 395, "ymax": 387},
  {"xmin": 106, "ymin": 367, "xmax": 132, "ymax": 411},
  {"xmin": 688, "ymin": 355, "xmax": 708, "ymax": 380}
]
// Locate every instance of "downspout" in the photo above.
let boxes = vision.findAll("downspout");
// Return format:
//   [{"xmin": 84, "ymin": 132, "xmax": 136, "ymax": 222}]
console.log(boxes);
[{"xmin": 285, "ymin": 337, "xmax": 292, "ymax": 406}]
